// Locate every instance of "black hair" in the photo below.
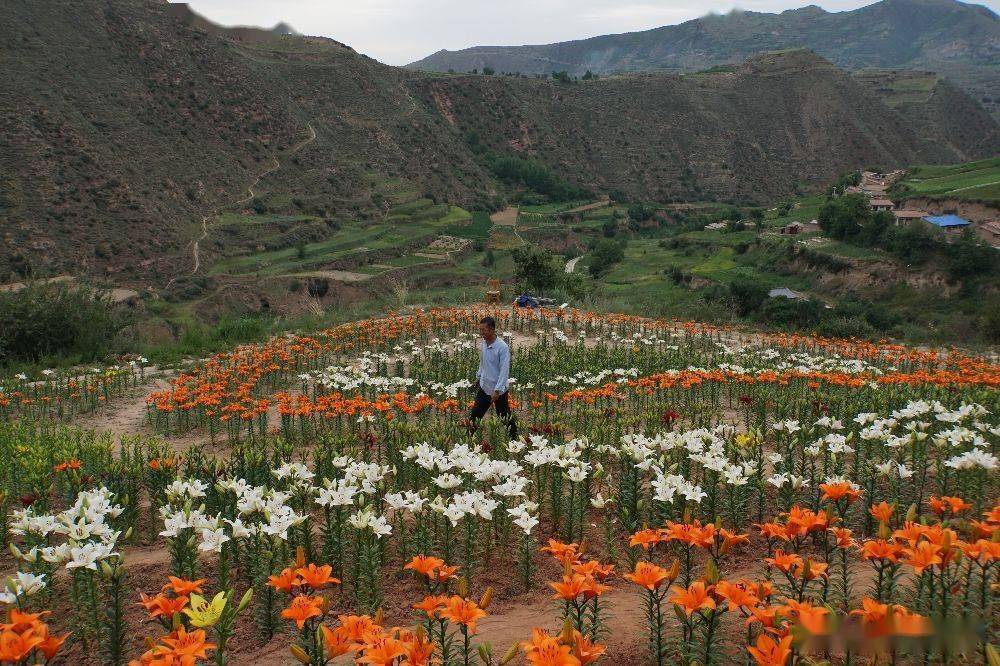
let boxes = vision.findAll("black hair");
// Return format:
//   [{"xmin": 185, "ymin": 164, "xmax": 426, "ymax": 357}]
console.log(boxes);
[{"xmin": 480, "ymin": 316, "xmax": 496, "ymax": 329}]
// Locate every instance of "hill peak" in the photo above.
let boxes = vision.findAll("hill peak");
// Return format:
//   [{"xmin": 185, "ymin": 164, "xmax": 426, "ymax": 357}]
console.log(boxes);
[{"xmin": 405, "ymin": 0, "xmax": 1000, "ymax": 120}]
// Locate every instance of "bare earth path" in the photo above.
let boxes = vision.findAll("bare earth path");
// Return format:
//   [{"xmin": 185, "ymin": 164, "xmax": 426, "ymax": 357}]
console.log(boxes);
[
  {"xmin": 565, "ymin": 256, "xmax": 582, "ymax": 273},
  {"xmin": 166, "ymin": 122, "xmax": 317, "ymax": 289},
  {"xmin": 564, "ymin": 196, "xmax": 611, "ymax": 214}
]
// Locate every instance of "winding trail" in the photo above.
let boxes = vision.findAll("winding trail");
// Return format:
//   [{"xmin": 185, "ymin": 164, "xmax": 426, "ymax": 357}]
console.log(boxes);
[
  {"xmin": 490, "ymin": 206, "xmax": 526, "ymax": 246},
  {"xmin": 565, "ymin": 256, "xmax": 581, "ymax": 273},
  {"xmin": 564, "ymin": 196, "xmax": 610, "ymax": 214},
  {"xmin": 166, "ymin": 122, "xmax": 317, "ymax": 289}
]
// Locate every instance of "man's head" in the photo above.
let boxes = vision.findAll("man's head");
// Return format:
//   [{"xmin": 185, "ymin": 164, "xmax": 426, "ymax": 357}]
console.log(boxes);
[{"xmin": 479, "ymin": 316, "xmax": 496, "ymax": 342}]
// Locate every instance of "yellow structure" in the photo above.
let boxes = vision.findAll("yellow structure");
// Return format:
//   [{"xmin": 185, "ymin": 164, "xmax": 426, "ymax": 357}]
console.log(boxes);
[{"xmin": 485, "ymin": 279, "xmax": 501, "ymax": 304}]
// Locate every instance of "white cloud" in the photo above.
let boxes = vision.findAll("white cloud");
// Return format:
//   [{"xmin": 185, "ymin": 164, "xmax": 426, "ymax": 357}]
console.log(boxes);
[{"xmin": 181, "ymin": 0, "xmax": 1000, "ymax": 65}]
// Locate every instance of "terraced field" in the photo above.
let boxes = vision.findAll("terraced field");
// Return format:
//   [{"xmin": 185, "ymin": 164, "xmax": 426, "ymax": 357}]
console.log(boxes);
[{"xmin": 894, "ymin": 158, "xmax": 1000, "ymax": 201}]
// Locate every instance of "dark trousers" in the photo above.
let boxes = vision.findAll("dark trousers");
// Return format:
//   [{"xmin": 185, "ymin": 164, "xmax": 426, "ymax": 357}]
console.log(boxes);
[{"xmin": 469, "ymin": 388, "xmax": 518, "ymax": 439}]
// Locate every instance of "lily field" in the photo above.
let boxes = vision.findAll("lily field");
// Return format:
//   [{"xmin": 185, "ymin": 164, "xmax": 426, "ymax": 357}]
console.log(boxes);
[{"xmin": 0, "ymin": 306, "xmax": 997, "ymax": 665}]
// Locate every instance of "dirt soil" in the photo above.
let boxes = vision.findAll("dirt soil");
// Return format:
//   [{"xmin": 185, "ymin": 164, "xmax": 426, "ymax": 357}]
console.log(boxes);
[{"xmin": 26, "ymin": 330, "xmax": 866, "ymax": 665}]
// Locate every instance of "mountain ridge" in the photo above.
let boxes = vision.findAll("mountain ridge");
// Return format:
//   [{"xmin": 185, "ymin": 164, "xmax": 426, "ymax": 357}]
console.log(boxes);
[
  {"xmin": 406, "ymin": 0, "xmax": 1000, "ymax": 118},
  {"xmin": 1, "ymin": 0, "xmax": 997, "ymax": 282}
]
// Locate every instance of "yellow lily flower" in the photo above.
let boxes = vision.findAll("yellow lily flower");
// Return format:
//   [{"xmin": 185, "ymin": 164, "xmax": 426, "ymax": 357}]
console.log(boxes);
[{"xmin": 183, "ymin": 591, "xmax": 227, "ymax": 628}]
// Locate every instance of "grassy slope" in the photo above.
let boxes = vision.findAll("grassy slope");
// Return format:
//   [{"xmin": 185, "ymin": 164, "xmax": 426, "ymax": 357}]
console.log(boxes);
[{"xmin": 893, "ymin": 157, "xmax": 1000, "ymax": 201}]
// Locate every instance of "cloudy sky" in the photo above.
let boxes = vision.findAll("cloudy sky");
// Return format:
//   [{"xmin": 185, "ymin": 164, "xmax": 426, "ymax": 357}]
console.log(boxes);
[{"xmin": 183, "ymin": 0, "xmax": 995, "ymax": 66}]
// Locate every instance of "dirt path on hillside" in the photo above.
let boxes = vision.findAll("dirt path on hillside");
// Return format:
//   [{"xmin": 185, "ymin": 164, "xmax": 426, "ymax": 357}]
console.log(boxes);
[
  {"xmin": 490, "ymin": 206, "xmax": 526, "ymax": 246},
  {"xmin": 564, "ymin": 256, "xmax": 582, "ymax": 273},
  {"xmin": 565, "ymin": 197, "xmax": 611, "ymax": 214},
  {"xmin": 166, "ymin": 122, "xmax": 317, "ymax": 289},
  {"xmin": 490, "ymin": 207, "xmax": 518, "ymax": 226}
]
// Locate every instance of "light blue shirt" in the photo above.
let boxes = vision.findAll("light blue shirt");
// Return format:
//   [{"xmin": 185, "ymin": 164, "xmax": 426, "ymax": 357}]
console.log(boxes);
[{"xmin": 476, "ymin": 335, "xmax": 510, "ymax": 394}]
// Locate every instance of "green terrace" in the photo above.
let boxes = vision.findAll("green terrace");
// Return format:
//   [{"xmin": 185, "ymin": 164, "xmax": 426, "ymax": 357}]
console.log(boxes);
[{"xmin": 894, "ymin": 157, "xmax": 1000, "ymax": 201}]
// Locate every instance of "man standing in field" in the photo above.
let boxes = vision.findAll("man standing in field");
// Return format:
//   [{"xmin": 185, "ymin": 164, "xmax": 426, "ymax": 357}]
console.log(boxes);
[{"xmin": 469, "ymin": 316, "xmax": 518, "ymax": 440}]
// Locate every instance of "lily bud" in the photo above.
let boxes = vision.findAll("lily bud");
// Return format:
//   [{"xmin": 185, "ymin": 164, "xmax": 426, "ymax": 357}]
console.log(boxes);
[
  {"xmin": 296, "ymin": 546, "xmax": 306, "ymax": 568},
  {"xmin": 479, "ymin": 586, "xmax": 493, "ymax": 610},
  {"xmin": 478, "ymin": 644, "xmax": 492, "ymax": 663},
  {"xmin": 373, "ymin": 607, "xmax": 385, "ymax": 627},
  {"xmin": 290, "ymin": 644, "xmax": 311, "ymax": 664},
  {"xmin": 560, "ymin": 617, "xmax": 574, "ymax": 646},
  {"xmin": 704, "ymin": 560, "xmax": 720, "ymax": 585},
  {"xmin": 905, "ymin": 504, "xmax": 917, "ymax": 523},
  {"xmin": 457, "ymin": 577, "xmax": 469, "ymax": 598},
  {"xmin": 666, "ymin": 558, "xmax": 680, "ymax": 583},
  {"xmin": 238, "ymin": 588, "xmax": 254, "ymax": 613},
  {"xmin": 500, "ymin": 644, "xmax": 520, "ymax": 664},
  {"xmin": 579, "ymin": 538, "xmax": 588, "ymax": 555}
]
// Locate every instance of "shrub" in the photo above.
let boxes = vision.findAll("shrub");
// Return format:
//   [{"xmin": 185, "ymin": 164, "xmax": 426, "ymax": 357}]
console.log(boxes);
[
  {"xmin": 588, "ymin": 239, "xmax": 626, "ymax": 278},
  {"xmin": 0, "ymin": 282, "xmax": 133, "ymax": 365}
]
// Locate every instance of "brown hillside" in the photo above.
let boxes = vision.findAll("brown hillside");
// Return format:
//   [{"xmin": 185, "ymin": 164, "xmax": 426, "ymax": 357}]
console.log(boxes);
[{"xmin": 1, "ymin": 2, "xmax": 996, "ymax": 281}]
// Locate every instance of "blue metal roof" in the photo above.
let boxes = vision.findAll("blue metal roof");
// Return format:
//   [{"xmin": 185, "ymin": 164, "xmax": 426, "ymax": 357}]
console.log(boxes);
[{"xmin": 923, "ymin": 214, "xmax": 970, "ymax": 228}]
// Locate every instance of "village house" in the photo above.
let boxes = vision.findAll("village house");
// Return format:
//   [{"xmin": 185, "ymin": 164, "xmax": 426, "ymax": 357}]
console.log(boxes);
[
  {"xmin": 869, "ymin": 198, "xmax": 894, "ymax": 212},
  {"xmin": 779, "ymin": 220, "xmax": 819, "ymax": 235},
  {"xmin": 981, "ymin": 221, "xmax": 1000, "ymax": 246},
  {"xmin": 893, "ymin": 209, "xmax": 928, "ymax": 226},
  {"xmin": 768, "ymin": 287, "xmax": 804, "ymax": 300},
  {"xmin": 923, "ymin": 214, "xmax": 971, "ymax": 235}
]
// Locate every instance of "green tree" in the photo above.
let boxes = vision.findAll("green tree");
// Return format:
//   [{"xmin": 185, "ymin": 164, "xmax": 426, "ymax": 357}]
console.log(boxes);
[
  {"xmin": 512, "ymin": 246, "xmax": 560, "ymax": 294},
  {"xmin": 628, "ymin": 204, "xmax": 655, "ymax": 224},
  {"xmin": 0, "ymin": 282, "xmax": 133, "ymax": 365},
  {"xmin": 818, "ymin": 194, "xmax": 870, "ymax": 240},
  {"xmin": 728, "ymin": 280, "xmax": 768, "ymax": 317},
  {"xmin": 588, "ymin": 239, "xmax": 626, "ymax": 278},
  {"xmin": 946, "ymin": 230, "xmax": 995, "ymax": 279}
]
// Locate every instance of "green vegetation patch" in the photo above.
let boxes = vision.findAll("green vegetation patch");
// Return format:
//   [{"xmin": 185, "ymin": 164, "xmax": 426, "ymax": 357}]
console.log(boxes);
[{"xmin": 895, "ymin": 158, "xmax": 1000, "ymax": 201}]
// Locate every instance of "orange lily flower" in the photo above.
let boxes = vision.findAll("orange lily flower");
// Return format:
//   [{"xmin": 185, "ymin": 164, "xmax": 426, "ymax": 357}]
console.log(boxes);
[
  {"xmin": 267, "ymin": 568, "xmax": 301, "ymax": 593},
  {"xmin": 747, "ymin": 633, "xmax": 793, "ymax": 666},
  {"xmin": 412, "ymin": 595, "xmax": 447, "ymax": 618},
  {"xmin": 138, "ymin": 592, "xmax": 189, "ymax": 621},
  {"xmin": 903, "ymin": 541, "xmax": 942, "ymax": 574},
  {"xmin": 0, "ymin": 628, "xmax": 44, "ymax": 663},
  {"xmin": 869, "ymin": 502, "xmax": 894, "ymax": 525},
  {"xmin": 859, "ymin": 539, "xmax": 902, "ymax": 562},
  {"xmin": 357, "ymin": 634, "xmax": 407, "ymax": 665},
  {"xmin": 765, "ymin": 550, "xmax": 803, "ymax": 575},
  {"xmin": 163, "ymin": 577, "xmax": 206, "ymax": 597},
  {"xmin": 320, "ymin": 625, "xmax": 356, "ymax": 658},
  {"xmin": 781, "ymin": 599, "xmax": 828, "ymax": 635},
  {"xmin": 158, "ymin": 626, "xmax": 216, "ymax": 661},
  {"xmin": 624, "ymin": 561, "xmax": 670, "ymax": 591},
  {"xmin": 281, "ymin": 595, "xmax": 325, "ymax": 629},
  {"xmin": 522, "ymin": 628, "xmax": 580, "ymax": 666},
  {"xmin": 404, "ymin": 555, "xmax": 445, "ymax": 578},
  {"xmin": 715, "ymin": 580, "xmax": 759, "ymax": 609},
  {"xmin": 820, "ymin": 482, "xmax": 861, "ymax": 503},
  {"xmin": 541, "ymin": 540, "xmax": 580, "ymax": 566},
  {"xmin": 295, "ymin": 563, "xmax": 339, "ymax": 589},
  {"xmin": 669, "ymin": 581, "xmax": 717, "ymax": 616},
  {"xmin": 439, "ymin": 596, "xmax": 487, "ymax": 634},
  {"xmin": 572, "ymin": 630, "xmax": 605, "ymax": 665},
  {"xmin": 629, "ymin": 529, "xmax": 661, "ymax": 550}
]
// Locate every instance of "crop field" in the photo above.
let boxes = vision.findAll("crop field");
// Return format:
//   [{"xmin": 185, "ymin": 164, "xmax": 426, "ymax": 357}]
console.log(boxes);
[
  {"xmin": 894, "ymin": 158, "xmax": 1000, "ymax": 202},
  {"xmin": 204, "ymin": 201, "xmax": 472, "ymax": 280},
  {"xmin": 0, "ymin": 306, "xmax": 996, "ymax": 665}
]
